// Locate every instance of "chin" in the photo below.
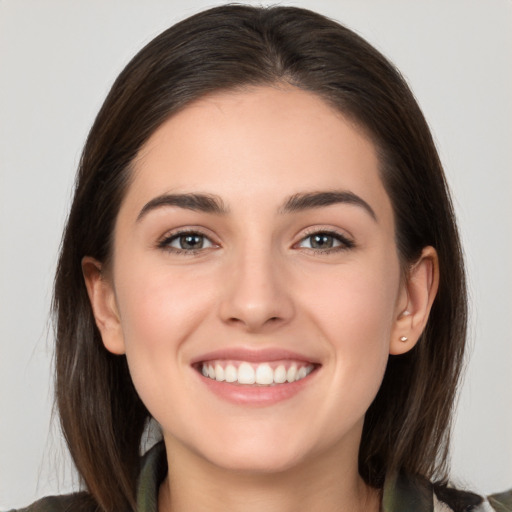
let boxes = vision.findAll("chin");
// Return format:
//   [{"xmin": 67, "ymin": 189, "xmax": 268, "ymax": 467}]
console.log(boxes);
[
  {"xmin": 205, "ymin": 443, "xmax": 308, "ymax": 475},
  {"xmin": 184, "ymin": 423, "xmax": 324, "ymax": 475}
]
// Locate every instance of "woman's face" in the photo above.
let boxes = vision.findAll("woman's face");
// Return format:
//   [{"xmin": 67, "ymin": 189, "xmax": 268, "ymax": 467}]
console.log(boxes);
[{"xmin": 88, "ymin": 85, "xmax": 418, "ymax": 474}]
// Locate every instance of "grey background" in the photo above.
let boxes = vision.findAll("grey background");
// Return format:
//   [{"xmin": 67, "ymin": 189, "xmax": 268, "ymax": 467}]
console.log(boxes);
[{"xmin": 1, "ymin": 0, "xmax": 511, "ymax": 508}]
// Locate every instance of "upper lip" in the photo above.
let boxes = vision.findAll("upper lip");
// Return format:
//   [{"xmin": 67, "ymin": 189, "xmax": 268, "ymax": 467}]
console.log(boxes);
[{"xmin": 190, "ymin": 347, "xmax": 320, "ymax": 365}]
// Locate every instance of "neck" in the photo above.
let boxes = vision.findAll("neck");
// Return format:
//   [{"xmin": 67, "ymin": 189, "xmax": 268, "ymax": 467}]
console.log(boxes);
[{"xmin": 158, "ymin": 437, "xmax": 380, "ymax": 512}]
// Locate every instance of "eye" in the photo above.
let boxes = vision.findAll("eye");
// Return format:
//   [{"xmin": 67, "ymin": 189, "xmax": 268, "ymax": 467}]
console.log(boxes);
[
  {"xmin": 297, "ymin": 231, "xmax": 354, "ymax": 252},
  {"xmin": 159, "ymin": 231, "xmax": 215, "ymax": 253}
]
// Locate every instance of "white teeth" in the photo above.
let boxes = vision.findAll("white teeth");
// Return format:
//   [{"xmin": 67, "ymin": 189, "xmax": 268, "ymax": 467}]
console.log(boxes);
[
  {"xmin": 286, "ymin": 365, "xmax": 297, "ymax": 383},
  {"xmin": 215, "ymin": 363, "xmax": 225, "ymax": 382},
  {"xmin": 255, "ymin": 363, "xmax": 274, "ymax": 385},
  {"xmin": 238, "ymin": 362, "xmax": 255, "ymax": 384},
  {"xmin": 200, "ymin": 361, "xmax": 315, "ymax": 386},
  {"xmin": 274, "ymin": 365, "xmax": 287, "ymax": 383},
  {"xmin": 225, "ymin": 364, "xmax": 237, "ymax": 383}
]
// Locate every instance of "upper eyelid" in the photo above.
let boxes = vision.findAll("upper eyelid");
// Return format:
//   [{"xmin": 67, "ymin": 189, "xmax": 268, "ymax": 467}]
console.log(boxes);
[
  {"xmin": 294, "ymin": 228, "xmax": 355, "ymax": 249},
  {"xmin": 296, "ymin": 226, "xmax": 354, "ymax": 241},
  {"xmin": 159, "ymin": 227, "xmax": 217, "ymax": 240},
  {"xmin": 157, "ymin": 228, "xmax": 219, "ymax": 250}
]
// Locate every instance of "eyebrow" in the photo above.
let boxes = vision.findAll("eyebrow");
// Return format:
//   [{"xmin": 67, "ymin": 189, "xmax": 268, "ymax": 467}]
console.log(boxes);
[
  {"xmin": 137, "ymin": 193, "xmax": 229, "ymax": 221},
  {"xmin": 137, "ymin": 190, "xmax": 377, "ymax": 222},
  {"xmin": 281, "ymin": 191, "xmax": 377, "ymax": 221}
]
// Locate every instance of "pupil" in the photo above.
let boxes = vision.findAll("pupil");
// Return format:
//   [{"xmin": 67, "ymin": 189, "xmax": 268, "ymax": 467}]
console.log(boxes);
[
  {"xmin": 180, "ymin": 234, "xmax": 203, "ymax": 249},
  {"xmin": 311, "ymin": 234, "xmax": 333, "ymax": 249}
]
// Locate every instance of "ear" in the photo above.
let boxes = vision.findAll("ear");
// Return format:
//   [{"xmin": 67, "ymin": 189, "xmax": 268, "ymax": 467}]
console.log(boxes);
[
  {"xmin": 389, "ymin": 246, "xmax": 439, "ymax": 355},
  {"xmin": 82, "ymin": 256, "xmax": 126, "ymax": 355}
]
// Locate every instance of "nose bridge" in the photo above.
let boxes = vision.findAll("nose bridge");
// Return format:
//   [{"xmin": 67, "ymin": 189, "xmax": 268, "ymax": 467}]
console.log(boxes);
[{"xmin": 219, "ymin": 233, "xmax": 294, "ymax": 331}]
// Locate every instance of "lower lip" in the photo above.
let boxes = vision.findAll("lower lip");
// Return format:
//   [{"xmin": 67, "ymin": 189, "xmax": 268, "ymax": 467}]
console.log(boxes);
[{"xmin": 195, "ymin": 368, "xmax": 318, "ymax": 406}]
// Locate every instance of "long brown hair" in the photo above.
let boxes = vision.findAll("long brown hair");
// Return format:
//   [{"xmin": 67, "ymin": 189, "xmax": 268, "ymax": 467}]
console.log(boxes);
[{"xmin": 53, "ymin": 4, "xmax": 467, "ymax": 510}]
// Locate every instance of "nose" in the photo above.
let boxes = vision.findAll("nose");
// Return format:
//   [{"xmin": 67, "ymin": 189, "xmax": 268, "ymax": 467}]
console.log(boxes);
[{"xmin": 218, "ymin": 246, "xmax": 295, "ymax": 332}]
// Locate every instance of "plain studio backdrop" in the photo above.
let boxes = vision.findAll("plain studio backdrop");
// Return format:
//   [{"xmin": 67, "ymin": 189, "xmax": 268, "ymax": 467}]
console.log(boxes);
[{"xmin": 0, "ymin": 0, "xmax": 511, "ymax": 508}]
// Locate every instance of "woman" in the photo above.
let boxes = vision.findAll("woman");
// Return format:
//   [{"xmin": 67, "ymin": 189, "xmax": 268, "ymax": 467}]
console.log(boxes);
[{"xmin": 5, "ymin": 5, "xmax": 511, "ymax": 512}]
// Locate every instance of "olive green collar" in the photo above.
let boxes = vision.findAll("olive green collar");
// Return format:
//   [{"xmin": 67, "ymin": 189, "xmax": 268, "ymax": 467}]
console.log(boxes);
[
  {"xmin": 382, "ymin": 472, "xmax": 433, "ymax": 512},
  {"xmin": 136, "ymin": 442, "xmax": 168, "ymax": 512}
]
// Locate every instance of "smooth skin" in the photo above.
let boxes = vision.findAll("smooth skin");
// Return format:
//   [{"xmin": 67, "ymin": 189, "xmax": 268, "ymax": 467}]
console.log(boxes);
[{"xmin": 83, "ymin": 85, "xmax": 439, "ymax": 512}]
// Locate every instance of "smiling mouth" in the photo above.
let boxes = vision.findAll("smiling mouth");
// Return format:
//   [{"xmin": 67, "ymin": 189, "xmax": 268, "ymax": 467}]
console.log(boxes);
[{"xmin": 196, "ymin": 360, "xmax": 316, "ymax": 386}]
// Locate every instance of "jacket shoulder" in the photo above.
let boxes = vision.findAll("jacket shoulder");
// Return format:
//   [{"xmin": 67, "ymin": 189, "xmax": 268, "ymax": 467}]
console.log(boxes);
[
  {"xmin": 434, "ymin": 483, "xmax": 512, "ymax": 512},
  {"xmin": 6, "ymin": 492, "xmax": 99, "ymax": 512},
  {"xmin": 487, "ymin": 489, "xmax": 512, "ymax": 512},
  {"xmin": 433, "ymin": 483, "xmax": 484, "ymax": 511}
]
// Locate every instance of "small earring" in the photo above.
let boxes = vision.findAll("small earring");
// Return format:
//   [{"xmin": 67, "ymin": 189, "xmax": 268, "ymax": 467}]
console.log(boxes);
[
  {"xmin": 400, "ymin": 310, "xmax": 411, "ymax": 317},
  {"xmin": 399, "ymin": 336, "xmax": 408, "ymax": 342}
]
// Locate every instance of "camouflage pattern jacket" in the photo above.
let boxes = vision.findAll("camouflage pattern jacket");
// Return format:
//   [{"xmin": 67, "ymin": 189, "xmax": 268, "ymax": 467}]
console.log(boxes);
[{"xmin": 5, "ymin": 442, "xmax": 512, "ymax": 512}]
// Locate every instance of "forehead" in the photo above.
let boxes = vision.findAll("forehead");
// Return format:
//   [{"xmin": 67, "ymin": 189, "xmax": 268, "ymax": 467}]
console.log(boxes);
[{"xmin": 124, "ymin": 85, "xmax": 393, "ymax": 226}]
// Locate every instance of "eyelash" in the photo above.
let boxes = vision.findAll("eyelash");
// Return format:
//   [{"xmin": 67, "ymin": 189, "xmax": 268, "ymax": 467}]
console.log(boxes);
[
  {"xmin": 157, "ymin": 229, "xmax": 217, "ymax": 255},
  {"xmin": 295, "ymin": 229, "xmax": 355, "ymax": 254},
  {"xmin": 157, "ymin": 229, "xmax": 355, "ymax": 255}
]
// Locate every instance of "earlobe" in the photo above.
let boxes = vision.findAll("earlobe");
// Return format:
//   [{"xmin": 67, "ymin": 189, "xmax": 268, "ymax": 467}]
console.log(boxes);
[
  {"xmin": 82, "ymin": 256, "xmax": 126, "ymax": 355},
  {"xmin": 390, "ymin": 246, "xmax": 439, "ymax": 355}
]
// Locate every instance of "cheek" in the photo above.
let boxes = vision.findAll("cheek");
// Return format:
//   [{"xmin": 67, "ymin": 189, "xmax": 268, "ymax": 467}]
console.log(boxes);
[
  {"xmin": 112, "ymin": 261, "xmax": 219, "ymax": 426},
  {"xmin": 304, "ymin": 256, "xmax": 400, "ymax": 403},
  {"xmin": 115, "ymin": 259, "xmax": 212, "ymax": 347},
  {"xmin": 305, "ymin": 255, "xmax": 399, "ymax": 340},
  {"xmin": 111, "ymin": 260, "xmax": 216, "ymax": 397}
]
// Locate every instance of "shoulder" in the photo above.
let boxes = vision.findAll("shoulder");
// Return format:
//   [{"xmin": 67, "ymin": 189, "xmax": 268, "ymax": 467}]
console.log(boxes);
[
  {"xmin": 2, "ymin": 442, "xmax": 167, "ymax": 512},
  {"xmin": 3, "ymin": 492, "xmax": 99, "ymax": 512},
  {"xmin": 433, "ymin": 483, "xmax": 485, "ymax": 511},
  {"xmin": 434, "ymin": 483, "xmax": 512, "ymax": 512},
  {"xmin": 383, "ymin": 472, "xmax": 512, "ymax": 512},
  {"xmin": 486, "ymin": 489, "xmax": 512, "ymax": 512}
]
